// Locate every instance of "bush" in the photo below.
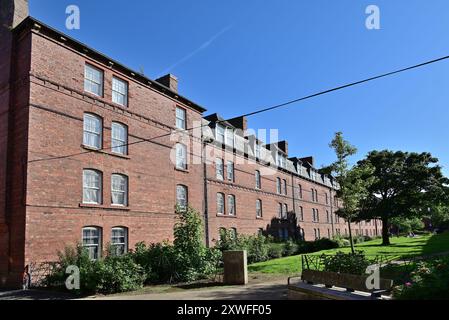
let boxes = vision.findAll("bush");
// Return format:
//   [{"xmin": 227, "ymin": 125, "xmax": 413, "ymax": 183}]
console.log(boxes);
[
  {"xmin": 321, "ymin": 251, "xmax": 371, "ymax": 275},
  {"xmin": 394, "ymin": 257, "xmax": 449, "ymax": 300},
  {"xmin": 44, "ymin": 245, "xmax": 146, "ymax": 295},
  {"xmin": 333, "ymin": 235, "xmax": 350, "ymax": 248},
  {"xmin": 307, "ymin": 238, "xmax": 340, "ymax": 252},
  {"xmin": 267, "ymin": 244, "xmax": 284, "ymax": 259},
  {"xmin": 283, "ymin": 240, "xmax": 299, "ymax": 256},
  {"xmin": 45, "ymin": 206, "xmax": 221, "ymax": 294},
  {"xmin": 215, "ymin": 232, "xmax": 270, "ymax": 264},
  {"xmin": 96, "ymin": 254, "xmax": 146, "ymax": 294}
]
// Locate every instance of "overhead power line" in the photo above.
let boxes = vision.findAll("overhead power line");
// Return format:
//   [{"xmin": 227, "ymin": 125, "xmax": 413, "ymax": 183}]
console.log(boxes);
[{"xmin": 29, "ymin": 54, "xmax": 449, "ymax": 164}]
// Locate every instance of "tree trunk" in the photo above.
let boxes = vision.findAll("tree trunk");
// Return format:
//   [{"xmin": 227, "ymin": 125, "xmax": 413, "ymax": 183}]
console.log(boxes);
[
  {"xmin": 382, "ymin": 217, "xmax": 390, "ymax": 246},
  {"xmin": 348, "ymin": 219, "xmax": 355, "ymax": 254}
]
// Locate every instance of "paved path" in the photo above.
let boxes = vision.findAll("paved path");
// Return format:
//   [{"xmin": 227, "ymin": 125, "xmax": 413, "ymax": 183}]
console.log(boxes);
[{"xmin": 85, "ymin": 279, "xmax": 288, "ymax": 300}]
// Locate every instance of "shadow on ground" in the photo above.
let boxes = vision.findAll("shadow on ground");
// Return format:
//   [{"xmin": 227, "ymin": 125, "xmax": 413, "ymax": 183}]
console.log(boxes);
[{"xmin": 0, "ymin": 289, "xmax": 77, "ymax": 300}]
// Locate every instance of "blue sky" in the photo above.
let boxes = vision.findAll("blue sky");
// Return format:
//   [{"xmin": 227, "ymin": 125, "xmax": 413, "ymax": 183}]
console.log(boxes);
[{"xmin": 30, "ymin": 0, "xmax": 449, "ymax": 175}]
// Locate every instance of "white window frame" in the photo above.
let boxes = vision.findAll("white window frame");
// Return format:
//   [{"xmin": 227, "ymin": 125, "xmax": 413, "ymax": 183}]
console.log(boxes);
[
  {"xmin": 311, "ymin": 169, "xmax": 317, "ymax": 181},
  {"xmin": 176, "ymin": 143, "xmax": 188, "ymax": 170},
  {"xmin": 276, "ymin": 177, "xmax": 281, "ymax": 194},
  {"xmin": 283, "ymin": 179, "xmax": 287, "ymax": 195},
  {"xmin": 256, "ymin": 199, "xmax": 262, "ymax": 218},
  {"xmin": 283, "ymin": 204, "xmax": 288, "ymax": 219},
  {"xmin": 216, "ymin": 124, "xmax": 225, "ymax": 144},
  {"xmin": 228, "ymin": 195, "xmax": 236, "ymax": 216},
  {"xmin": 299, "ymin": 206, "xmax": 304, "ymax": 221},
  {"xmin": 176, "ymin": 107, "xmax": 186, "ymax": 130},
  {"xmin": 298, "ymin": 184, "xmax": 303, "ymax": 198},
  {"xmin": 216, "ymin": 158, "xmax": 224, "ymax": 180},
  {"xmin": 83, "ymin": 113, "xmax": 102, "ymax": 149},
  {"xmin": 82, "ymin": 227, "xmax": 102, "ymax": 260},
  {"xmin": 255, "ymin": 143, "xmax": 261, "ymax": 159},
  {"xmin": 255, "ymin": 170, "xmax": 261, "ymax": 189},
  {"xmin": 176, "ymin": 185, "xmax": 188, "ymax": 210},
  {"xmin": 111, "ymin": 122, "xmax": 128, "ymax": 155},
  {"xmin": 83, "ymin": 169, "xmax": 102, "ymax": 204},
  {"xmin": 111, "ymin": 227, "xmax": 128, "ymax": 256},
  {"xmin": 112, "ymin": 76, "xmax": 128, "ymax": 106},
  {"xmin": 217, "ymin": 193, "xmax": 225, "ymax": 214},
  {"xmin": 226, "ymin": 161, "xmax": 234, "ymax": 182},
  {"xmin": 84, "ymin": 64, "xmax": 103, "ymax": 96},
  {"xmin": 111, "ymin": 174, "xmax": 128, "ymax": 206},
  {"xmin": 225, "ymin": 127, "xmax": 235, "ymax": 148}
]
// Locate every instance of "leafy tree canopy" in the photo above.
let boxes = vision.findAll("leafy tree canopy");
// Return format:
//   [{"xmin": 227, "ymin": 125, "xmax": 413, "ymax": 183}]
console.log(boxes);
[{"xmin": 357, "ymin": 150, "xmax": 449, "ymax": 244}]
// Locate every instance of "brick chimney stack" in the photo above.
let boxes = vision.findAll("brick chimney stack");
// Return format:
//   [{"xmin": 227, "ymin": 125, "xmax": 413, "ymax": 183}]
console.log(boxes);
[
  {"xmin": 0, "ymin": 0, "xmax": 29, "ymax": 31},
  {"xmin": 155, "ymin": 74, "xmax": 178, "ymax": 93},
  {"xmin": 0, "ymin": 0, "xmax": 29, "ymax": 284}
]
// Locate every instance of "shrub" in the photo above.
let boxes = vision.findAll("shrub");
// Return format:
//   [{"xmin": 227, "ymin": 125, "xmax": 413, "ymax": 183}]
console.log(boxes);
[
  {"xmin": 172, "ymin": 206, "xmax": 221, "ymax": 282},
  {"xmin": 96, "ymin": 254, "xmax": 146, "ymax": 294},
  {"xmin": 44, "ymin": 245, "xmax": 146, "ymax": 295},
  {"xmin": 45, "ymin": 206, "xmax": 221, "ymax": 294},
  {"xmin": 267, "ymin": 244, "xmax": 284, "ymax": 259},
  {"xmin": 283, "ymin": 239, "xmax": 299, "ymax": 256},
  {"xmin": 321, "ymin": 251, "xmax": 371, "ymax": 275},
  {"xmin": 44, "ymin": 245, "xmax": 102, "ymax": 294},
  {"xmin": 215, "ymin": 232, "xmax": 270, "ymax": 264},
  {"xmin": 333, "ymin": 235, "xmax": 350, "ymax": 248},
  {"xmin": 394, "ymin": 257, "xmax": 449, "ymax": 300},
  {"xmin": 308, "ymin": 238, "xmax": 340, "ymax": 252}
]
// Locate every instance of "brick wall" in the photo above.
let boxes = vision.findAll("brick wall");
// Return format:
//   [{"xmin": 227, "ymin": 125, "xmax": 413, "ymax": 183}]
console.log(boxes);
[
  {"xmin": 0, "ymin": 16, "xmax": 382, "ymax": 287},
  {"xmin": 0, "ymin": 0, "xmax": 29, "ymax": 286}
]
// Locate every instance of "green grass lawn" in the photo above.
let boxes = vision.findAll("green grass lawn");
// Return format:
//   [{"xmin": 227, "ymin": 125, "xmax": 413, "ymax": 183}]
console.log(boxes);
[{"xmin": 249, "ymin": 232, "xmax": 449, "ymax": 275}]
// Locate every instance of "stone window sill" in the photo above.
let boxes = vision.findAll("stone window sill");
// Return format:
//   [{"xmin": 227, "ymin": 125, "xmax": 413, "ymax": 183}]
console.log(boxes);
[
  {"xmin": 81, "ymin": 145, "xmax": 130, "ymax": 159},
  {"xmin": 79, "ymin": 203, "xmax": 131, "ymax": 211}
]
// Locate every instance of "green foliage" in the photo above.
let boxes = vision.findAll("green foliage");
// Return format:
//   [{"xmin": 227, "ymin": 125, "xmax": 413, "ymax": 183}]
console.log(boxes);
[
  {"xmin": 303, "ymin": 238, "xmax": 340, "ymax": 253},
  {"xmin": 283, "ymin": 239, "xmax": 299, "ymax": 256},
  {"xmin": 45, "ymin": 206, "xmax": 221, "ymax": 294},
  {"xmin": 391, "ymin": 217, "xmax": 424, "ymax": 234},
  {"xmin": 44, "ymin": 245, "xmax": 146, "ymax": 295},
  {"xmin": 428, "ymin": 204, "xmax": 449, "ymax": 230},
  {"xmin": 333, "ymin": 235, "xmax": 351, "ymax": 248},
  {"xmin": 267, "ymin": 244, "xmax": 284, "ymax": 259},
  {"xmin": 321, "ymin": 251, "xmax": 371, "ymax": 275},
  {"xmin": 96, "ymin": 254, "xmax": 146, "ymax": 294},
  {"xmin": 215, "ymin": 231, "xmax": 270, "ymax": 264},
  {"xmin": 172, "ymin": 206, "xmax": 221, "ymax": 282},
  {"xmin": 133, "ymin": 206, "xmax": 221, "ymax": 284},
  {"xmin": 323, "ymin": 132, "xmax": 376, "ymax": 253},
  {"xmin": 394, "ymin": 257, "xmax": 449, "ymax": 300},
  {"xmin": 358, "ymin": 150, "xmax": 449, "ymax": 245}
]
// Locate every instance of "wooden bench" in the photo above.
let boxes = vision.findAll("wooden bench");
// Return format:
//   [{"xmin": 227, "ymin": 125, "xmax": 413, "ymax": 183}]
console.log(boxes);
[{"xmin": 287, "ymin": 269, "xmax": 393, "ymax": 300}]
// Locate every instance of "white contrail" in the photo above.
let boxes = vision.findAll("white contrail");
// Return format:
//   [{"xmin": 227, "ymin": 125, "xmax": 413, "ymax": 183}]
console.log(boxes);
[{"xmin": 157, "ymin": 24, "xmax": 233, "ymax": 76}]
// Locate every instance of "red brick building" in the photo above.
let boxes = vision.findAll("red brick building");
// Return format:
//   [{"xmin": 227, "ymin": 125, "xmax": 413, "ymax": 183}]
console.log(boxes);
[{"xmin": 0, "ymin": 0, "xmax": 381, "ymax": 287}]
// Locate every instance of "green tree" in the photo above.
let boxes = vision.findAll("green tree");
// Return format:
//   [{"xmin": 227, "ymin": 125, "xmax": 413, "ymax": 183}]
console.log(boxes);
[
  {"xmin": 357, "ymin": 151, "xmax": 449, "ymax": 245},
  {"xmin": 427, "ymin": 203, "xmax": 449, "ymax": 230},
  {"xmin": 322, "ymin": 132, "xmax": 375, "ymax": 254}
]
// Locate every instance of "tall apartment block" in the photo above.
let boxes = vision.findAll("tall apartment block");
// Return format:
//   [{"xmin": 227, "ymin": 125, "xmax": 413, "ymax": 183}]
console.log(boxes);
[{"xmin": 0, "ymin": 0, "xmax": 381, "ymax": 287}]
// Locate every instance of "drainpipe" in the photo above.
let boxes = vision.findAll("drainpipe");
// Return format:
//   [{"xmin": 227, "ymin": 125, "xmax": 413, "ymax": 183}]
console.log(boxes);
[
  {"xmin": 202, "ymin": 138, "xmax": 210, "ymax": 247},
  {"xmin": 330, "ymin": 188, "xmax": 335, "ymax": 238}
]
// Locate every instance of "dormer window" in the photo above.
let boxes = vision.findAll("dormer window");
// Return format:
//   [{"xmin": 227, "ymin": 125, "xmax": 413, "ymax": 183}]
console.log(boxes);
[
  {"xmin": 276, "ymin": 152, "xmax": 286, "ymax": 168},
  {"xmin": 225, "ymin": 128, "xmax": 235, "ymax": 148},
  {"xmin": 310, "ymin": 169, "xmax": 317, "ymax": 181},
  {"xmin": 216, "ymin": 124, "xmax": 225, "ymax": 144},
  {"xmin": 255, "ymin": 143, "xmax": 261, "ymax": 159}
]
